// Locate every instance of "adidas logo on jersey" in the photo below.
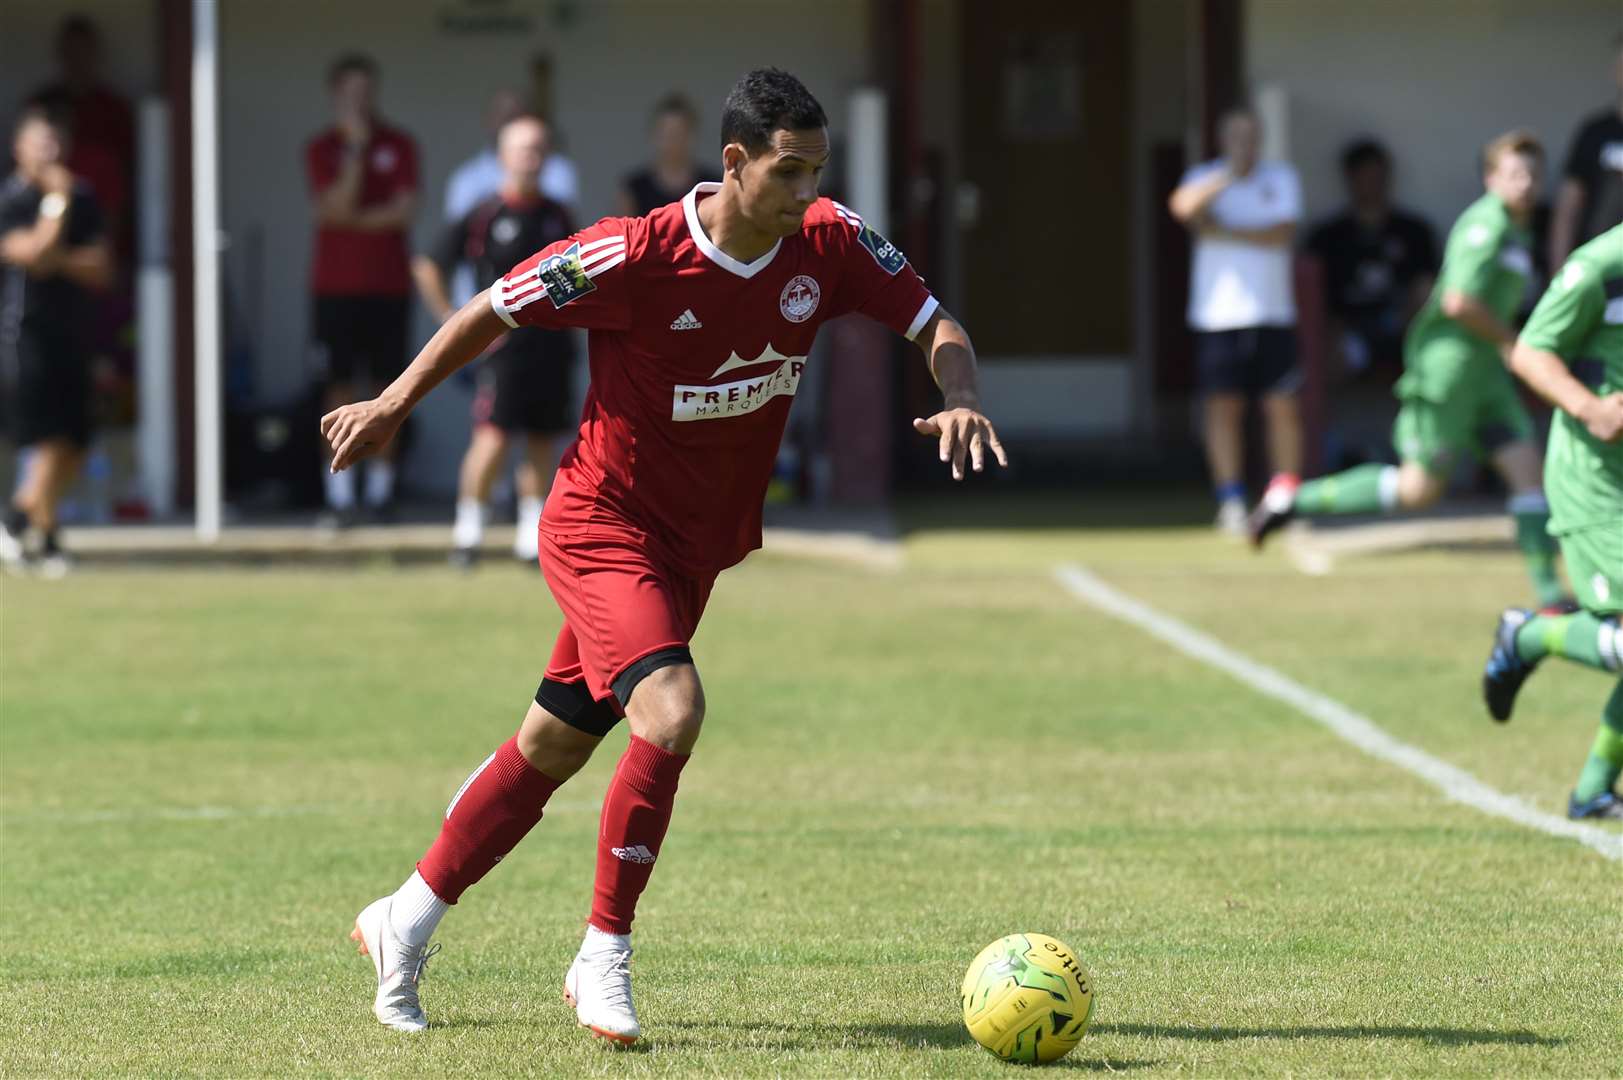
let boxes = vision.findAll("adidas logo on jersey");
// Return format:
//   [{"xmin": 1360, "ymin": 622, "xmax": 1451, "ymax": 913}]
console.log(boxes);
[
  {"xmin": 610, "ymin": 844, "xmax": 657, "ymax": 863},
  {"xmin": 669, "ymin": 309, "xmax": 703, "ymax": 331}
]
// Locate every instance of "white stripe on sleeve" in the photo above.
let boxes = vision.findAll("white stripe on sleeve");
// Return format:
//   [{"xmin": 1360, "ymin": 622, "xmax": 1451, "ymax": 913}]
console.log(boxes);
[
  {"xmin": 490, "ymin": 283, "xmax": 520, "ymax": 328},
  {"xmin": 905, "ymin": 295, "xmax": 940, "ymax": 340}
]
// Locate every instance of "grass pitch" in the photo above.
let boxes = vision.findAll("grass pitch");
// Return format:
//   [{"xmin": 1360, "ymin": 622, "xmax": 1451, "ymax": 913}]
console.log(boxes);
[{"xmin": 2, "ymin": 498, "xmax": 1619, "ymax": 1077}]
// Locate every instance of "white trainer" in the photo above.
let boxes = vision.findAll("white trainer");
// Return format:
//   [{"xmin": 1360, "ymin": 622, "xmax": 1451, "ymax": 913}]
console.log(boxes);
[
  {"xmin": 350, "ymin": 896, "xmax": 440, "ymax": 1033},
  {"xmin": 563, "ymin": 929, "xmax": 640, "ymax": 1045},
  {"xmin": 1215, "ymin": 498, "xmax": 1247, "ymax": 537},
  {"xmin": 0, "ymin": 527, "xmax": 26, "ymax": 575}
]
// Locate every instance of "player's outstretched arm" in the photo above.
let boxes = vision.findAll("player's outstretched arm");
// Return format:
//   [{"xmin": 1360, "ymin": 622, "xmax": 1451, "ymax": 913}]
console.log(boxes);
[
  {"xmin": 1509, "ymin": 341, "xmax": 1623, "ymax": 444},
  {"xmin": 321, "ymin": 288, "xmax": 506, "ymax": 471},
  {"xmin": 909, "ymin": 308, "xmax": 1009, "ymax": 481},
  {"xmin": 1441, "ymin": 289, "xmax": 1518, "ymax": 360}
]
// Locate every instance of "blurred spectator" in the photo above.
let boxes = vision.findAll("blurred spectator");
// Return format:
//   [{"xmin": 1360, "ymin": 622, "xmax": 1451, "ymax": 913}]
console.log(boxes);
[
  {"xmin": 0, "ymin": 107, "xmax": 113, "ymax": 576},
  {"xmin": 618, "ymin": 93, "xmax": 718, "ymax": 215},
  {"xmin": 30, "ymin": 15, "xmax": 133, "ymax": 257},
  {"xmin": 412, "ymin": 114, "xmax": 576, "ymax": 569},
  {"xmin": 1168, "ymin": 106, "xmax": 1304, "ymax": 535},
  {"xmin": 305, "ymin": 53, "xmax": 418, "ymax": 525},
  {"xmin": 32, "ymin": 14, "xmax": 138, "ymax": 452},
  {"xmin": 1549, "ymin": 33, "xmax": 1623, "ymax": 269},
  {"xmin": 444, "ymin": 89, "xmax": 580, "ymax": 307},
  {"xmin": 1306, "ymin": 139, "xmax": 1438, "ymax": 377}
]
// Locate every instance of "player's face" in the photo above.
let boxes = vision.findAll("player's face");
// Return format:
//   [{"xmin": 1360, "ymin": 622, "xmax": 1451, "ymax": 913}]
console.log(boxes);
[
  {"xmin": 735, "ymin": 127, "xmax": 830, "ymax": 236},
  {"xmin": 1347, "ymin": 159, "xmax": 1389, "ymax": 207},
  {"xmin": 1220, "ymin": 114, "xmax": 1260, "ymax": 172},
  {"xmin": 498, "ymin": 118, "xmax": 549, "ymax": 182},
  {"xmin": 1486, "ymin": 151, "xmax": 1541, "ymax": 215},
  {"xmin": 13, "ymin": 119, "xmax": 63, "ymax": 177},
  {"xmin": 652, "ymin": 112, "xmax": 694, "ymax": 161},
  {"xmin": 331, "ymin": 71, "xmax": 375, "ymax": 120},
  {"xmin": 58, "ymin": 29, "xmax": 99, "ymax": 84}
]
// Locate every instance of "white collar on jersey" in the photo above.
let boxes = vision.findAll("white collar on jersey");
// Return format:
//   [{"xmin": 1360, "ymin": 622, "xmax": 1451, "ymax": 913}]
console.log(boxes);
[{"xmin": 682, "ymin": 181, "xmax": 783, "ymax": 279}]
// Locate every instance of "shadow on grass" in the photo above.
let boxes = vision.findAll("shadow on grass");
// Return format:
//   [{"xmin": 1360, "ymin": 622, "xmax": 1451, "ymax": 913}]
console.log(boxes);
[
  {"xmin": 657, "ymin": 1020, "xmax": 1158, "ymax": 1069},
  {"xmin": 432, "ymin": 1015, "xmax": 654, "ymax": 1052},
  {"xmin": 1097, "ymin": 1023, "xmax": 1562, "ymax": 1047}
]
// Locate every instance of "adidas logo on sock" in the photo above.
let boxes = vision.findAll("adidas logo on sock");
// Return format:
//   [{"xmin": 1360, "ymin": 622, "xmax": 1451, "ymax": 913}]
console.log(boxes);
[
  {"xmin": 669, "ymin": 309, "xmax": 702, "ymax": 331},
  {"xmin": 610, "ymin": 844, "xmax": 657, "ymax": 863}
]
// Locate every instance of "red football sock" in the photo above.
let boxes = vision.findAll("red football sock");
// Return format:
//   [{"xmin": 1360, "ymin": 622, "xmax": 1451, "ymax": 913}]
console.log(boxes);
[
  {"xmin": 589, "ymin": 735, "xmax": 689, "ymax": 935},
  {"xmin": 416, "ymin": 735, "xmax": 562, "ymax": 903}
]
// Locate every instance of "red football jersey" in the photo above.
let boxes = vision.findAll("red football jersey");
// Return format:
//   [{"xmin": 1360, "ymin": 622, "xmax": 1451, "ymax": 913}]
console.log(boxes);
[
  {"xmin": 491, "ymin": 182, "xmax": 937, "ymax": 573},
  {"xmin": 306, "ymin": 123, "xmax": 419, "ymax": 296}
]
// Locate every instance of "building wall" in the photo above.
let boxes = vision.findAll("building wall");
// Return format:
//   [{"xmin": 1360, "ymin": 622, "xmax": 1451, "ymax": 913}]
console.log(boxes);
[
  {"xmin": 218, "ymin": 0, "xmax": 871, "ymax": 494},
  {"xmin": 1248, "ymin": 0, "xmax": 1618, "ymax": 234}
]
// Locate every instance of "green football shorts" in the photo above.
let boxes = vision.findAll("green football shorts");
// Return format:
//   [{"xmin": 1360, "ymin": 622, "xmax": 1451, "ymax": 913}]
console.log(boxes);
[
  {"xmin": 1392, "ymin": 378, "xmax": 1534, "ymax": 476},
  {"xmin": 1557, "ymin": 522, "xmax": 1623, "ymax": 616}
]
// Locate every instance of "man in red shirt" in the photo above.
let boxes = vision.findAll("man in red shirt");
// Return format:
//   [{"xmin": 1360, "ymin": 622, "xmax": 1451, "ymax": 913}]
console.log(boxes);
[
  {"xmin": 306, "ymin": 53, "xmax": 419, "ymax": 524},
  {"xmin": 32, "ymin": 16, "xmax": 134, "ymax": 257},
  {"xmin": 324, "ymin": 69, "xmax": 1006, "ymax": 1041}
]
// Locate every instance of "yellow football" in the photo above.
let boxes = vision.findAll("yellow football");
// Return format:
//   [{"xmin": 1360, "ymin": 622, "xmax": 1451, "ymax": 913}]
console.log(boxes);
[{"xmin": 960, "ymin": 933, "xmax": 1095, "ymax": 1064}]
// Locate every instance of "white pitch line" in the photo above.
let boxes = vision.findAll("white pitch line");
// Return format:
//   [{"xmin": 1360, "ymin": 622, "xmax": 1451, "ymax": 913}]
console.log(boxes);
[{"xmin": 1053, "ymin": 564, "xmax": 1623, "ymax": 862}]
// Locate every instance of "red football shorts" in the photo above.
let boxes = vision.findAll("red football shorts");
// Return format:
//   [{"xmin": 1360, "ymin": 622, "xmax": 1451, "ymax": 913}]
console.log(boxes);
[{"xmin": 538, "ymin": 530, "xmax": 715, "ymax": 710}]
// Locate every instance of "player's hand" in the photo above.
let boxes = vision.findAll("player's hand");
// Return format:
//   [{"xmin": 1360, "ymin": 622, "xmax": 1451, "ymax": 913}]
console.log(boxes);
[
  {"xmin": 39, "ymin": 164, "xmax": 74, "ymax": 196},
  {"xmin": 321, "ymin": 397, "xmax": 405, "ymax": 472},
  {"xmin": 338, "ymin": 114, "xmax": 371, "ymax": 149},
  {"xmin": 1578, "ymin": 392, "xmax": 1623, "ymax": 443},
  {"xmin": 912, "ymin": 407, "xmax": 1009, "ymax": 481}
]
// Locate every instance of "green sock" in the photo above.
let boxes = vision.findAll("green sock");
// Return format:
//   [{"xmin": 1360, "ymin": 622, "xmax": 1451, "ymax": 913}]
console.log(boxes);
[
  {"xmin": 1514, "ymin": 611, "xmax": 1621, "ymax": 671},
  {"xmin": 1573, "ymin": 680, "xmax": 1623, "ymax": 801},
  {"xmin": 1292, "ymin": 464, "xmax": 1397, "ymax": 516},
  {"xmin": 1509, "ymin": 497, "xmax": 1563, "ymax": 607}
]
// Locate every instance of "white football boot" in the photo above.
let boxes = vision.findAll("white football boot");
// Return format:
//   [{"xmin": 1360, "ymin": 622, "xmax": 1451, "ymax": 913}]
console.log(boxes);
[
  {"xmin": 350, "ymin": 896, "xmax": 440, "ymax": 1033},
  {"xmin": 563, "ymin": 927, "xmax": 640, "ymax": 1045},
  {"xmin": 0, "ymin": 526, "xmax": 26, "ymax": 575}
]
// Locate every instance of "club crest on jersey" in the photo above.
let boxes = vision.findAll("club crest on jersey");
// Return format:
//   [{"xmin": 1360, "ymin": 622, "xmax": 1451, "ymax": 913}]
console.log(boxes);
[
  {"xmin": 857, "ymin": 224, "xmax": 906, "ymax": 275},
  {"xmin": 536, "ymin": 241, "xmax": 596, "ymax": 309},
  {"xmin": 780, "ymin": 275, "xmax": 821, "ymax": 323}
]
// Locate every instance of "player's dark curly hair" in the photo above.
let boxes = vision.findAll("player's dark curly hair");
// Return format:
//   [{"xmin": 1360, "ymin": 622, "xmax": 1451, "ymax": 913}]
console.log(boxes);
[{"xmin": 719, "ymin": 68, "xmax": 827, "ymax": 153}]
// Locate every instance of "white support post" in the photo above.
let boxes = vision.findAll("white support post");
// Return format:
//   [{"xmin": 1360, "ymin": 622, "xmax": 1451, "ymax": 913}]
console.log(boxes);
[
  {"xmin": 136, "ymin": 97, "xmax": 174, "ymax": 519},
  {"xmin": 848, "ymin": 88, "xmax": 888, "ymax": 236},
  {"xmin": 191, "ymin": 0, "xmax": 222, "ymax": 541}
]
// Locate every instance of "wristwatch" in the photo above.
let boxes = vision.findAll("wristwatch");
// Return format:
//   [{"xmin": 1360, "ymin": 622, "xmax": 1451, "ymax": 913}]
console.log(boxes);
[{"xmin": 38, "ymin": 192, "xmax": 69, "ymax": 220}]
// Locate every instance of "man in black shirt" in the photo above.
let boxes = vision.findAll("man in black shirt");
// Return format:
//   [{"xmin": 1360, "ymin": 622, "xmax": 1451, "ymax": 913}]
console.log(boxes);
[
  {"xmin": 412, "ymin": 114, "xmax": 576, "ymax": 568},
  {"xmin": 616, "ymin": 94, "xmax": 718, "ymax": 216},
  {"xmin": 0, "ymin": 106, "xmax": 112, "ymax": 577},
  {"xmin": 1306, "ymin": 138, "xmax": 1438, "ymax": 377},
  {"xmin": 1550, "ymin": 34, "xmax": 1623, "ymax": 268}
]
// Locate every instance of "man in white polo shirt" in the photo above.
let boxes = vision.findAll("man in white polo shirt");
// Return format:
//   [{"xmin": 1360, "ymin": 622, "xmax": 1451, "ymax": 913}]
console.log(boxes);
[{"xmin": 1169, "ymin": 106, "xmax": 1304, "ymax": 533}]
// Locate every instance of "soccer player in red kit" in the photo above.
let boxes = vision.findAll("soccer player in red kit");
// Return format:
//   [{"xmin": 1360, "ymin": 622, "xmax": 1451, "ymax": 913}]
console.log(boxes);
[{"xmin": 322, "ymin": 69, "xmax": 1008, "ymax": 1041}]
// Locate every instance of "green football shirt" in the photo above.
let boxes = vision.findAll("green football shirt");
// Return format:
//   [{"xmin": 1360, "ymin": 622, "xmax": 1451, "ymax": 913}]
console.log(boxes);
[
  {"xmin": 1519, "ymin": 223, "xmax": 1623, "ymax": 532},
  {"xmin": 1399, "ymin": 193, "xmax": 1533, "ymax": 401}
]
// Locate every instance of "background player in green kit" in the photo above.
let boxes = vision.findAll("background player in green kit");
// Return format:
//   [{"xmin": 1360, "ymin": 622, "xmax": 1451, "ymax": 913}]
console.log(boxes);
[
  {"xmin": 1250, "ymin": 131, "xmax": 1565, "ymax": 608},
  {"xmin": 1483, "ymin": 222, "xmax": 1623, "ymax": 821}
]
